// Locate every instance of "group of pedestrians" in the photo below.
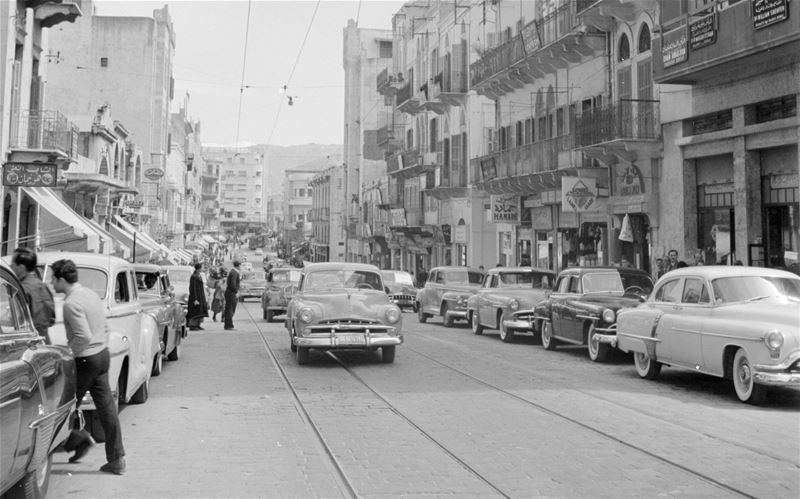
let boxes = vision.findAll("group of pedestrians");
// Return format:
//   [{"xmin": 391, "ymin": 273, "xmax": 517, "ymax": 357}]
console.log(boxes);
[{"xmin": 185, "ymin": 259, "xmax": 242, "ymax": 331}]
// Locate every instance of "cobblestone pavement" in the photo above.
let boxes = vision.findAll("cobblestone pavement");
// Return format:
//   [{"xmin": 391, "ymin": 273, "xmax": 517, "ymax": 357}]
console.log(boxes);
[{"xmin": 47, "ymin": 299, "xmax": 800, "ymax": 499}]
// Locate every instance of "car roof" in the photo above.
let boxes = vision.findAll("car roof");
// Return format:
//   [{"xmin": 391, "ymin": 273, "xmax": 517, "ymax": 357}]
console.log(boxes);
[
  {"xmin": 133, "ymin": 263, "xmax": 161, "ymax": 272},
  {"xmin": 431, "ymin": 266, "xmax": 481, "ymax": 272},
  {"xmin": 488, "ymin": 266, "xmax": 555, "ymax": 274},
  {"xmin": 35, "ymin": 251, "xmax": 130, "ymax": 268},
  {"xmin": 162, "ymin": 265, "xmax": 195, "ymax": 272},
  {"xmin": 658, "ymin": 265, "xmax": 800, "ymax": 280},
  {"xmin": 304, "ymin": 262, "xmax": 380, "ymax": 272},
  {"xmin": 560, "ymin": 266, "xmax": 652, "ymax": 277}
]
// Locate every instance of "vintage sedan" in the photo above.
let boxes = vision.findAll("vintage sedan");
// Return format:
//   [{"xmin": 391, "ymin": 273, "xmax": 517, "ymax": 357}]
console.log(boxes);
[
  {"xmin": 239, "ymin": 270, "xmax": 268, "ymax": 302},
  {"xmin": 416, "ymin": 266, "xmax": 484, "ymax": 327},
  {"xmin": 616, "ymin": 266, "xmax": 800, "ymax": 404},
  {"xmin": 535, "ymin": 267, "xmax": 653, "ymax": 362},
  {"xmin": 381, "ymin": 270, "xmax": 417, "ymax": 311},
  {"xmin": 0, "ymin": 260, "xmax": 76, "ymax": 499},
  {"xmin": 135, "ymin": 264, "xmax": 186, "ymax": 361},
  {"xmin": 467, "ymin": 267, "xmax": 556, "ymax": 342},
  {"xmin": 36, "ymin": 252, "xmax": 161, "ymax": 439},
  {"xmin": 162, "ymin": 264, "xmax": 195, "ymax": 305},
  {"xmin": 261, "ymin": 267, "xmax": 301, "ymax": 321},
  {"xmin": 286, "ymin": 262, "xmax": 403, "ymax": 364}
]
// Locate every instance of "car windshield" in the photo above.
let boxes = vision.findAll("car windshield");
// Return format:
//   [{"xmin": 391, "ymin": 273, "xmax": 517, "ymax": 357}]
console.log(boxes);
[
  {"xmin": 582, "ymin": 273, "xmax": 625, "ymax": 293},
  {"xmin": 43, "ymin": 265, "xmax": 108, "ymax": 300},
  {"xmin": 382, "ymin": 271, "xmax": 413, "ymax": 285},
  {"xmin": 498, "ymin": 272, "xmax": 532, "ymax": 287},
  {"xmin": 445, "ymin": 270, "xmax": 484, "ymax": 285},
  {"xmin": 135, "ymin": 271, "xmax": 160, "ymax": 296},
  {"xmin": 620, "ymin": 274, "xmax": 654, "ymax": 294},
  {"xmin": 242, "ymin": 271, "xmax": 266, "ymax": 281},
  {"xmin": 711, "ymin": 276, "xmax": 800, "ymax": 303},
  {"xmin": 304, "ymin": 269, "xmax": 383, "ymax": 291},
  {"xmin": 271, "ymin": 270, "xmax": 301, "ymax": 283}
]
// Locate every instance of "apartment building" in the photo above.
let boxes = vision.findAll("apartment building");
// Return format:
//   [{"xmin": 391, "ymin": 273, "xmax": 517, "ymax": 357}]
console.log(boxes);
[{"xmin": 205, "ymin": 147, "xmax": 267, "ymax": 235}]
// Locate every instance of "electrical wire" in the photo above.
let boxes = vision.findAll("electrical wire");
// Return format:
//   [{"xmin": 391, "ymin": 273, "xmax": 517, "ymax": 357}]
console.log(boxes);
[{"xmin": 235, "ymin": 0, "xmax": 254, "ymax": 150}]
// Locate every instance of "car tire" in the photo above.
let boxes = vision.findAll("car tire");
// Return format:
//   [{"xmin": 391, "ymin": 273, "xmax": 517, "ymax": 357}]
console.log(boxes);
[
  {"xmin": 289, "ymin": 322, "xmax": 297, "ymax": 352},
  {"xmin": 151, "ymin": 352, "xmax": 163, "ymax": 376},
  {"xmin": 541, "ymin": 321, "xmax": 558, "ymax": 350},
  {"xmin": 587, "ymin": 324, "xmax": 609, "ymax": 362},
  {"xmin": 265, "ymin": 310, "xmax": 273, "ymax": 322},
  {"xmin": 167, "ymin": 344, "xmax": 180, "ymax": 361},
  {"xmin": 8, "ymin": 452, "xmax": 51, "ymax": 499},
  {"xmin": 499, "ymin": 311, "xmax": 514, "ymax": 343},
  {"xmin": 296, "ymin": 346, "xmax": 310, "ymax": 365},
  {"xmin": 732, "ymin": 348, "xmax": 767, "ymax": 405},
  {"xmin": 633, "ymin": 352, "xmax": 661, "ymax": 380},
  {"xmin": 381, "ymin": 346, "xmax": 396, "ymax": 363},
  {"xmin": 417, "ymin": 304, "xmax": 428, "ymax": 323},
  {"xmin": 130, "ymin": 376, "xmax": 149, "ymax": 404},
  {"xmin": 442, "ymin": 304, "xmax": 454, "ymax": 327},
  {"xmin": 263, "ymin": 307, "xmax": 268, "ymax": 320},
  {"xmin": 471, "ymin": 311, "xmax": 484, "ymax": 335}
]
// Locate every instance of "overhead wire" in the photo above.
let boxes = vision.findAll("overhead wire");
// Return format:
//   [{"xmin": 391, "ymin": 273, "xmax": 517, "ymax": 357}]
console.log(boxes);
[{"xmin": 234, "ymin": 0, "xmax": 254, "ymax": 149}]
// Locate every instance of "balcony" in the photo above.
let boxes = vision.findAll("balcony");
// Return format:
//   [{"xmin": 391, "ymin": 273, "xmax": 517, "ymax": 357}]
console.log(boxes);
[
  {"xmin": 309, "ymin": 207, "xmax": 329, "ymax": 222},
  {"xmin": 471, "ymin": 1, "xmax": 605, "ymax": 99},
  {"xmin": 574, "ymin": 101, "xmax": 660, "ymax": 164},
  {"xmin": 654, "ymin": 0, "xmax": 800, "ymax": 85},
  {"xmin": 387, "ymin": 149, "xmax": 437, "ymax": 181},
  {"xmin": 28, "ymin": 0, "xmax": 83, "ymax": 28},
  {"xmin": 8, "ymin": 109, "xmax": 78, "ymax": 166},
  {"xmin": 395, "ymin": 82, "xmax": 424, "ymax": 115},
  {"xmin": 377, "ymin": 124, "xmax": 404, "ymax": 152},
  {"xmin": 201, "ymin": 189, "xmax": 218, "ymax": 199},
  {"xmin": 576, "ymin": 0, "xmax": 657, "ymax": 31},
  {"xmin": 376, "ymin": 67, "xmax": 403, "ymax": 96}
]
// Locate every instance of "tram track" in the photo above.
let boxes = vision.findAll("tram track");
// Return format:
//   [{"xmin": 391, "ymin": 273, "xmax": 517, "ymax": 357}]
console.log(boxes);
[{"xmin": 245, "ymin": 304, "xmax": 777, "ymax": 498}]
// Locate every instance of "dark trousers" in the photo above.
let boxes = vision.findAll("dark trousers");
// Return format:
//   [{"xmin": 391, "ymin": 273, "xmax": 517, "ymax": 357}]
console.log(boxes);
[
  {"xmin": 223, "ymin": 291, "xmax": 237, "ymax": 328},
  {"xmin": 74, "ymin": 349, "xmax": 125, "ymax": 462}
]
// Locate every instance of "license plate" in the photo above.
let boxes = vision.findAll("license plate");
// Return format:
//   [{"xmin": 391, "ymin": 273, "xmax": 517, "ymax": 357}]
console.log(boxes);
[{"xmin": 336, "ymin": 334, "xmax": 366, "ymax": 346}]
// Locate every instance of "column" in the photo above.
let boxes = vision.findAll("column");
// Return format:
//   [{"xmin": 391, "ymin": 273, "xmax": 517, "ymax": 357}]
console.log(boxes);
[{"xmin": 732, "ymin": 137, "xmax": 761, "ymax": 262}]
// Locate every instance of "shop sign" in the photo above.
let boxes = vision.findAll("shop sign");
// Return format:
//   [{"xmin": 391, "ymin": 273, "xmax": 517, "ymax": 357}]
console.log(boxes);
[
  {"xmin": 615, "ymin": 164, "xmax": 644, "ymax": 197},
  {"xmin": 530, "ymin": 206, "xmax": 553, "ymax": 230},
  {"xmin": 704, "ymin": 182, "xmax": 733, "ymax": 194},
  {"xmin": 144, "ymin": 167, "xmax": 165, "ymax": 181},
  {"xmin": 518, "ymin": 228, "xmax": 533, "ymax": 241},
  {"xmin": 390, "ymin": 208, "xmax": 407, "ymax": 226},
  {"xmin": 480, "ymin": 157, "xmax": 497, "ymax": 181},
  {"xmin": 520, "ymin": 20, "xmax": 541, "ymax": 53},
  {"xmin": 454, "ymin": 224, "xmax": 469, "ymax": 244},
  {"xmin": 770, "ymin": 173, "xmax": 798, "ymax": 189},
  {"xmin": 441, "ymin": 224, "xmax": 451, "ymax": 245},
  {"xmin": 562, "ymin": 177, "xmax": 597, "ymax": 213},
  {"xmin": 491, "ymin": 195, "xmax": 521, "ymax": 224},
  {"xmin": 689, "ymin": 11, "xmax": 716, "ymax": 50},
  {"xmin": 752, "ymin": 0, "xmax": 788, "ymax": 30},
  {"xmin": 661, "ymin": 26, "xmax": 688, "ymax": 68},
  {"xmin": 124, "ymin": 199, "xmax": 144, "ymax": 208},
  {"xmin": 3, "ymin": 163, "xmax": 57, "ymax": 187}
]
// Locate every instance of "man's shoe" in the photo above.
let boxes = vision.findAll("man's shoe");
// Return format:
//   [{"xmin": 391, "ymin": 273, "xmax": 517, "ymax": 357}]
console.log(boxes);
[
  {"xmin": 224, "ymin": 327, "xmax": 235, "ymax": 330},
  {"xmin": 196, "ymin": 326, "xmax": 204, "ymax": 330},
  {"xmin": 68, "ymin": 437, "xmax": 95, "ymax": 463},
  {"xmin": 99, "ymin": 457, "xmax": 126, "ymax": 475}
]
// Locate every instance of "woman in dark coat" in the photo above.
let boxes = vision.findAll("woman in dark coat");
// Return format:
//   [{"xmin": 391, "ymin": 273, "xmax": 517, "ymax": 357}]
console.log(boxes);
[{"xmin": 188, "ymin": 263, "xmax": 209, "ymax": 330}]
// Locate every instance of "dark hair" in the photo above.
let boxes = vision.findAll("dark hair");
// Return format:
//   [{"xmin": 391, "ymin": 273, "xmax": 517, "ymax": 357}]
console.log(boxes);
[
  {"xmin": 12, "ymin": 247, "xmax": 37, "ymax": 271},
  {"xmin": 676, "ymin": 261, "xmax": 688, "ymax": 268},
  {"xmin": 233, "ymin": 260, "xmax": 241, "ymax": 267},
  {"xmin": 51, "ymin": 259, "xmax": 79, "ymax": 284},
  {"xmin": 194, "ymin": 263, "xmax": 202, "ymax": 270}
]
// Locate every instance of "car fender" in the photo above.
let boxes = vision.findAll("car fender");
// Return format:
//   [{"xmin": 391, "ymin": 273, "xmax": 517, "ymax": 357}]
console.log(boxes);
[
  {"xmin": 466, "ymin": 294, "xmax": 478, "ymax": 312},
  {"xmin": 616, "ymin": 306, "xmax": 663, "ymax": 358}
]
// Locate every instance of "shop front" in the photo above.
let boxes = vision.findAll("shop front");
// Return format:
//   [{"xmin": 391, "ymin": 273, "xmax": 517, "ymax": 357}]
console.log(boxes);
[
  {"xmin": 759, "ymin": 147, "xmax": 798, "ymax": 269},
  {"xmin": 609, "ymin": 162, "xmax": 658, "ymax": 273}
]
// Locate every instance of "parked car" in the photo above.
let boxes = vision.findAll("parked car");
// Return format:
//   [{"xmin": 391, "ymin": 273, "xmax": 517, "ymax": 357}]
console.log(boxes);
[
  {"xmin": 415, "ymin": 266, "xmax": 484, "ymax": 326},
  {"xmin": 381, "ymin": 270, "xmax": 417, "ymax": 311},
  {"xmin": 134, "ymin": 264, "xmax": 186, "ymax": 361},
  {"xmin": 0, "ymin": 260, "xmax": 76, "ymax": 499},
  {"xmin": 534, "ymin": 267, "xmax": 654, "ymax": 362},
  {"xmin": 239, "ymin": 270, "xmax": 267, "ymax": 302},
  {"xmin": 35, "ymin": 252, "xmax": 161, "ymax": 439},
  {"xmin": 261, "ymin": 267, "xmax": 301, "ymax": 321},
  {"xmin": 615, "ymin": 266, "xmax": 800, "ymax": 404},
  {"xmin": 286, "ymin": 262, "xmax": 403, "ymax": 364},
  {"xmin": 467, "ymin": 267, "xmax": 556, "ymax": 342},
  {"xmin": 240, "ymin": 262, "xmax": 254, "ymax": 273},
  {"xmin": 162, "ymin": 265, "xmax": 195, "ymax": 306}
]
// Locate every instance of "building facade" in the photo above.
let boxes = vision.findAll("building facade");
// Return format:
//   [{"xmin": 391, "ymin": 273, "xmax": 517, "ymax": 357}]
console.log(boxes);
[{"xmin": 204, "ymin": 146, "xmax": 267, "ymax": 235}]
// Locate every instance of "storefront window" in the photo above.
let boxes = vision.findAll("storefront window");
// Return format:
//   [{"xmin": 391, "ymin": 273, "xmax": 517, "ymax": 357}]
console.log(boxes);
[
  {"xmin": 536, "ymin": 232, "xmax": 551, "ymax": 270},
  {"xmin": 698, "ymin": 184, "xmax": 734, "ymax": 264}
]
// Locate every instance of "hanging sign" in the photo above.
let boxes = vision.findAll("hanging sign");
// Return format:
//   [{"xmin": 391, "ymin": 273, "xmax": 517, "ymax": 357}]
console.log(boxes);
[
  {"xmin": 454, "ymin": 224, "xmax": 469, "ymax": 244},
  {"xmin": 124, "ymin": 199, "xmax": 144, "ymax": 208},
  {"xmin": 615, "ymin": 164, "xmax": 644, "ymax": 196},
  {"xmin": 144, "ymin": 167, "xmax": 165, "ymax": 181},
  {"xmin": 752, "ymin": 0, "xmax": 788, "ymax": 30},
  {"xmin": 389, "ymin": 208, "xmax": 407, "ymax": 226},
  {"xmin": 562, "ymin": 177, "xmax": 597, "ymax": 213},
  {"xmin": 661, "ymin": 26, "xmax": 688, "ymax": 68},
  {"xmin": 491, "ymin": 195, "xmax": 521, "ymax": 224},
  {"xmin": 3, "ymin": 163, "xmax": 57, "ymax": 187},
  {"xmin": 689, "ymin": 11, "xmax": 716, "ymax": 50},
  {"xmin": 619, "ymin": 214, "xmax": 634, "ymax": 242}
]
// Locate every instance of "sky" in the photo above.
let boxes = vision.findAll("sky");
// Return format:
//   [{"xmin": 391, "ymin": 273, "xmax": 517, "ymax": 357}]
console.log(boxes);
[{"xmin": 93, "ymin": 0, "xmax": 405, "ymax": 147}]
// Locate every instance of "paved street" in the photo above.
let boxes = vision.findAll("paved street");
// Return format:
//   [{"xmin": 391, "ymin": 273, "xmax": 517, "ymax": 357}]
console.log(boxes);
[{"xmin": 48, "ymin": 296, "xmax": 800, "ymax": 499}]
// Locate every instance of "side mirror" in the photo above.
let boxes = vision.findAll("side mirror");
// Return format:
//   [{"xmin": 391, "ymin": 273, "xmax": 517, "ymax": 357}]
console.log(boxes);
[{"xmin": 384, "ymin": 286, "xmax": 391, "ymax": 294}]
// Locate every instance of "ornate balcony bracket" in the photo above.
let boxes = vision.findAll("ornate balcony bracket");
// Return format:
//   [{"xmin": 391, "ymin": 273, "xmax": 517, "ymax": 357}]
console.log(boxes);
[
  {"xmin": 578, "ymin": 0, "xmax": 657, "ymax": 31},
  {"xmin": 437, "ymin": 92, "xmax": 468, "ymax": 107},
  {"xmin": 420, "ymin": 100, "xmax": 448, "ymax": 115},
  {"xmin": 397, "ymin": 97, "xmax": 424, "ymax": 115},
  {"xmin": 577, "ymin": 140, "xmax": 660, "ymax": 166}
]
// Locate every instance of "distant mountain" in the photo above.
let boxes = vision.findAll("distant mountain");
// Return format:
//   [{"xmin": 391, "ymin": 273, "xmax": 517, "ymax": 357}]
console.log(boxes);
[{"xmin": 259, "ymin": 143, "xmax": 342, "ymax": 192}]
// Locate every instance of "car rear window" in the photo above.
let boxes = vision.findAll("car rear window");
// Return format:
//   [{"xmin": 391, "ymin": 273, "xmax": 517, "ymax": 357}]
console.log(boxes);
[
  {"xmin": 445, "ymin": 271, "xmax": 484, "ymax": 284},
  {"xmin": 42, "ymin": 265, "xmax": 108, "ymax": 300}
]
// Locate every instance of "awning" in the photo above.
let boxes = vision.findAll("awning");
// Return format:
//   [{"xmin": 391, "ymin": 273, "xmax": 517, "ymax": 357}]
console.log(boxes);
[
  {"xmin": 20, "ymin": 187, "xmax": 112, "ymax": 254},
  {"xmin": 114, "ymin": 215, "xmax": 168, "ymax": 259},
  {"xmin": 108, "ymin": 223, "xmax": 157, "ymax": 262},
  {"xmin": 84, "ymin": 217, "xmax": 129, "ymax": 259},
  {"xmin": 201, "ymin": 234, "xmax": 216, "ymax": 244}
]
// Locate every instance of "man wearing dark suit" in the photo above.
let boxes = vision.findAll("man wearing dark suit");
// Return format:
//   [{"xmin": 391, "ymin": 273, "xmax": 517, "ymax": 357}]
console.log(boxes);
[{"xmin": 223, "ymin": 260, "xmax": 241, "ymax": 330}]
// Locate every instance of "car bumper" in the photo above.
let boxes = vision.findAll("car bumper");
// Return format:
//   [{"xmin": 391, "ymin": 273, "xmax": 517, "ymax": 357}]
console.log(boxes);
[
  {"xmin": 504, "ymin": 310, "xmax": 538, "ymax": 331},
  {"xmin": 294, "ymin": 326, "xmax": 403, "ymax": 349},
  {"xmin": 754, "ymin": 350, "xmax": 800, "ymax": 386},
  {"xmin": 593, "ymin": 324, "xmax": 618, "ymax": 347}
]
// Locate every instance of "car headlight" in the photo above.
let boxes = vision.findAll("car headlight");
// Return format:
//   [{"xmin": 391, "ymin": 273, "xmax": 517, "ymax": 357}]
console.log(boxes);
[
  {"xmin": 602, "ymin": 309, "xmax": 615, "ymax": 323},
  {"xmin": 456, "ymin": 295, "xmax": 466, "ymax": 306},
  {"xmin": 298, "ymin": 307, "xmax": 314, "ymax": 324},
  {"xmin": 509, "ymin": 299, "xmax": 519, "ymax": 311},
  {"xmin": 765, "ymin": 330, "xmax": 784, "ymax": 350},
  {"xmin": 385, "ymin": 307, "xmax": 401, "ymax": 324}
]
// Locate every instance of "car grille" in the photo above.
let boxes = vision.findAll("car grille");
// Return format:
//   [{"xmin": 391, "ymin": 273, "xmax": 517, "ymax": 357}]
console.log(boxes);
[
  {"xmin": 391, "ymin": 294, "xmax": 414, "ymax": 301},
  {"xmin": 512, "ymin": 311, "xmax": 536, "ymax": 321},
  {"xmin": 318, "ymin": 319, "xmax": 377, "ymax": 326}
]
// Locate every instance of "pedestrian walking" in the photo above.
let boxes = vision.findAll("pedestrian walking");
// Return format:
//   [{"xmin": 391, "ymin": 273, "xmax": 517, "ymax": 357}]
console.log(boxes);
[
  {"xmin": 11, "ymin": 247, "xmax": 55, "ymax": 343},
  {"xmin": 188, "ymin": 263, "xmax": 208, "ymax": 331},
  {"xmin": 51, "ymin": 259, "xmax": 126, "ymax": 475},
  {"xmin": 211, "ymin": 279, "xmax": 225, "ymax": 322},
  {"xmin": 223, "ymin": 260, "xmax": 241, "ymax": 330}
]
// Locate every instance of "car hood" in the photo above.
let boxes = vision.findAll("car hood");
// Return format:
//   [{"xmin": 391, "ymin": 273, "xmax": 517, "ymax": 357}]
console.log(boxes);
[
  {"xmin": 386, "ymin": 283, "xmax": 417, "ymax": 294},
  {"xmin": 573, "ymin": 294, "xmax": 643, "ymax": 310},
  {"xmin": 495, "ymin": 288, "xmax": 550, "ymax": 307},
  {"xmin": 299, "ymin": 290, "xmax": 391, "ymax": 320},
  {"xmin": 443, "ymin": 283, "xmax": 482, "ymax": 294},
  {"xmin": 242, "ymin": 279, "xmax": 267, "ymax": 288}
]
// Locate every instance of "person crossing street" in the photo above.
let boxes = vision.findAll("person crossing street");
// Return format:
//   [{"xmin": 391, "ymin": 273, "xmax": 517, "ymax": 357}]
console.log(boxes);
[{"xmin": 223, "ymin": 260, "xmax": 241, "ymax": 330}]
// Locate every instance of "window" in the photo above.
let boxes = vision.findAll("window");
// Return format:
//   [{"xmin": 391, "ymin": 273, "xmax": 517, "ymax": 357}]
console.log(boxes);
[
  {"xmin": 618, "ymin": 34, "xmax": 630, "ymax": 62},
  {"xmin": 100, "ymin": 57, "xmax": 108, "ymax": 67},
  {"xmin": 114, "ymin": 272, "xmax": 131, "ymax": 303},
  {"xmin": 238, "ymin": 212, "xmax": 245, "ymax": 218},
  {"xmin": 0, "ymin": 282, "xmax": 33, "ymax": 333},
  {"xmin": 682, "ymin": 278, "xmax": 709, "ymax": 304},
  {"xmin": 655, "ymin": 279, "xmax": 682, "ymax": 303},
  {"xmin": 638, "ymin": 24, "xmax": 651, "ymax": 53},
  {"xmin": 379, "ymin": 40, "xmax": 392, "ymax": 59}
]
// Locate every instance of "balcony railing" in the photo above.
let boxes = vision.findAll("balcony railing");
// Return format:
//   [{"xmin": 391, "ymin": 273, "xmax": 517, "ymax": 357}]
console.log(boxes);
[
  {"xmin": 395, "ymin": 81, "xmax": 413, "ymax": 106},
  {"xmin": 470, "ymin": 34, "xmax": 526, "ymax": 88},
  {"xmin": 377, "ymin": 125, "xmax": 404, "ymax": 149},
  {"xmin": 9, "ymin": 109, "xmax": 78, "ymax": 159},
  {"xmin": 471, "ymin": 136, "xmax": 571, "ymax": 182},
  {"xmin": 30, "ymin": 0, "xmax": 83, "ymax": 29},
  {"xmin": 574, "ymin": 101, "xmax": 659, "ymax": 147}
]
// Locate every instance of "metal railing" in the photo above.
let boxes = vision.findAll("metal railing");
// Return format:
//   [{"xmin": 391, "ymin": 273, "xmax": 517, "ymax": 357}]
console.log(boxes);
[
  {"xmin": 9, "ymin": 109, "xmax": 77, "ymax": 157},
  {"xmin": 574, "ymin": 101, "xmax": 659, "ymax": 147},
  {"xmin": 471, "ymin": 135, "xmax": 571, "ymax": 182}
]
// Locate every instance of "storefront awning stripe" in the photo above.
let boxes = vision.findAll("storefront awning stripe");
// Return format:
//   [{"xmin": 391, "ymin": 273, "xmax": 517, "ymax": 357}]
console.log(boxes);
[
  {"xmin": 108, "ymin": 223, "xmax": 157, "ymax": 259},
  {"xmin": 84, "ymin": 217, "xmax": 129, "ymax": 259},
  {"xmin": 21, "ymin": 187, "xmax": 107, "ymax": 253},
  {"xmin": 113, "ymin": 215, "xmax": 167, "ymax": 257}
]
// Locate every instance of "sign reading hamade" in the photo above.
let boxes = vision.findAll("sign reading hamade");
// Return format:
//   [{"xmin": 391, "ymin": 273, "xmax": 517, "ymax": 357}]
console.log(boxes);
[
  {"xmin": 491, "ymin": 195, "xmax": 521, "ymax": 224},
  {"xmin": 562, "ymin": 177, "xmax": 597, "ymax": 213}
]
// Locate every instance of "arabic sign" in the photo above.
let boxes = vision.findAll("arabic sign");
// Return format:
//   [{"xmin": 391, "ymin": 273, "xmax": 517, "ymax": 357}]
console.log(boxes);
[
  {"xmin": 752, "ymin": 0, "xmax": 788, "ymax": 30},
  {"xmin": 453, "ymin": 224, "xmax": 469, "ymax": 244},
  {"xmin": 689, "ymin": 11, "xmax": 716, "ymax": 50},
  {"xmin": 562, "ymin": 177, "xmax": 597, "ymax": 213},
  {"xmin": 144, "ymin": 167, "xmax": 165, "ymax": 181},
  {"xmin": 661, "ymin": 26, "xmax": 688, "ymax": 68},
  {"xmin": 3, "ymin": 163, "xmax": 57, "ymax": 187},
  {"xmin": 491, "ymin": 195, "xmax": 520, "ymax": 224},
  {"xmin": 390, "ymin": 208, "xmax": 407, "ymax": 227},
  {"xmin": 124, "ymin": 199, "xmax": 144, "ymax": 208},
  {"xmin": 520, "ymin": 20, "xmax": 541, "ymax": 54},
  {"xmin": 615, "ymin": 164, "xmax": 644, "ymax": 197}
]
